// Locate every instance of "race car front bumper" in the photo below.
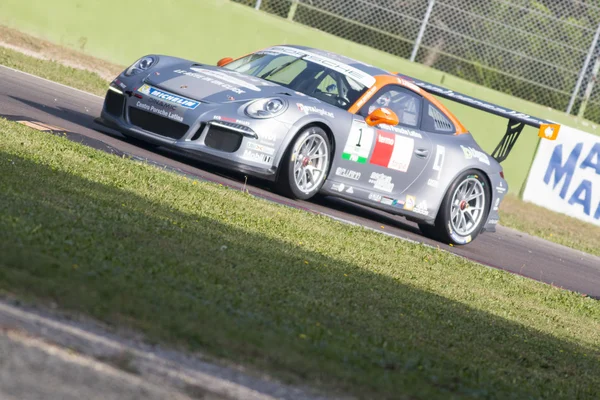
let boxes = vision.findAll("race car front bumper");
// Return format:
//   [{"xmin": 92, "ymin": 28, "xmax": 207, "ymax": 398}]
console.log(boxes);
[{"xmin": 96, "ymin": 88, "xmax": 288, "ymax": 181}]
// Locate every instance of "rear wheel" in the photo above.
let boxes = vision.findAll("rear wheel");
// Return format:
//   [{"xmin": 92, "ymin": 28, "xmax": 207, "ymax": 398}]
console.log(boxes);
[
  {"xmin": 276, "ymin": 126, "xmax": 331, "ymax": 200},
  {"xmin": 419, "ymin": 170, "xmax": 490, "ymax": 245}
]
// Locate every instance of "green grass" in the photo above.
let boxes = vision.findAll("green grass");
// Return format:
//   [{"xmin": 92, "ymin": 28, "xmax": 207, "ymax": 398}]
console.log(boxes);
[
  {"xmin": 0, "ymin": 46, "xmax": 108, "ymax": 96},
  {"xmin": 1, "ymin": 0, "xmax": 599, "ymax": 194},
  {"xmin": 1, "ymin": 118, "xmax": 600, "ymax": 399},
  {"xmin": 500, "ymin": 194, "xmax": 600, "ymax": 258}
]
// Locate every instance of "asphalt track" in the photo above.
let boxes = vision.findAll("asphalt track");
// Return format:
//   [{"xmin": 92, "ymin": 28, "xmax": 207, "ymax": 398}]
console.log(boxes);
[{"xmin": 1, "ymin": 65, "xmax": 599, "ymax": 298}]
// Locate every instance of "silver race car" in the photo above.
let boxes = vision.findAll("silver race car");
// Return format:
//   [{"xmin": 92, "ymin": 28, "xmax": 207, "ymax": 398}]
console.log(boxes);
[{"xmin": 97, "ymin": 45, "xmax": 560, "ymax": 245}]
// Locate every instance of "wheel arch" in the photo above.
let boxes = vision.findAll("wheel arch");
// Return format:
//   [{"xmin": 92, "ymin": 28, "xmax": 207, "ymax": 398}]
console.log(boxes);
[
  {"xmin": 431, "ymin": 166, "xmax": 493, "ymax": 221},
  {"xmin": 274, "ymin": 121, "xmax": 336, "ymax": 181},
  {"xmin": 301, "ymin": 121, "xmax": 336, "ymax": 155}
]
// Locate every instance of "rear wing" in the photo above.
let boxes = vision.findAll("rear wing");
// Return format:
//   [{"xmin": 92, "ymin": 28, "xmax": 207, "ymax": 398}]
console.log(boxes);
[{"xmin": 397, "ymin": 74, "xmax": 560, "ymax": 163}]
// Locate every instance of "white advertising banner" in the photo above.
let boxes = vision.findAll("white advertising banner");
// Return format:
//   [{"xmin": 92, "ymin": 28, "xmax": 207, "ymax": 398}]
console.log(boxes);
[{"xmin": 523, "ymin": 125, "xmax": 600, "ymax": 227}]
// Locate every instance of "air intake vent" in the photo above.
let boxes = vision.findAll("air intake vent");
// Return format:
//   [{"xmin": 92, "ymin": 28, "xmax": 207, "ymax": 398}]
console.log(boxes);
[
  {"xmin": 104, "ymin": 90, "xmax": 125, "ymax": 117},
  {"xmin": 128, "ymin": 107, "xmax": 189, "ymax": 140},
  {"xmin": 204, "ymin": 124, "xmax": 243, "ymax": 153}
]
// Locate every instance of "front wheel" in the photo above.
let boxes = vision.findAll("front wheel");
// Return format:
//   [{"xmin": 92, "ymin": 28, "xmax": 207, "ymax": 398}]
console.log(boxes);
[
  {"xmin": 419, "ymin": 170, "xmax": 490, "ymax": 245},
  {"xmin": 276, "ymin": 126, "xmax": 331, "ymax": 200}
]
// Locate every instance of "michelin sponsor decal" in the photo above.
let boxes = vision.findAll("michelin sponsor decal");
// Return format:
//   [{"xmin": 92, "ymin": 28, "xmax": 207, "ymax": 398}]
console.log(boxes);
[
  {"xmin": 138, "ymin": 84, "xmax": 199, "ymax": 109},
  {"xmin": 149, "ymin": 97, "xmax": 176, "ymax": 111},
  {"xmin": 523, "ymin": 124, "xmax": 600, "ymax": 226}
]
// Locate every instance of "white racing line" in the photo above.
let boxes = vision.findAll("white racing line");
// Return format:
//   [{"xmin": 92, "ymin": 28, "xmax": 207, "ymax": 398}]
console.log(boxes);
[{"xmin": 0, "ymin": 64, "xmax": 104, "ymax": 99}]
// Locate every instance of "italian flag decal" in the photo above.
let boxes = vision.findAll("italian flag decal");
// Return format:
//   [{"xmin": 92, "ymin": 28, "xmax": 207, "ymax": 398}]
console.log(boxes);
[{"xmin": 370, "ymin": 130, "xmax": 414, "ymax": 172}]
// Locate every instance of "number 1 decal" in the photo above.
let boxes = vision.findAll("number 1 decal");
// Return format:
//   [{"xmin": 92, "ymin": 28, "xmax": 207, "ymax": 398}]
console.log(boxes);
[
  {"xmin": 356, "ymin": 128, "xmax": 363, "ymax": 147},
  {"xmin": 342, "ymin": 120, "xmax": 374, "ymax": 164}
]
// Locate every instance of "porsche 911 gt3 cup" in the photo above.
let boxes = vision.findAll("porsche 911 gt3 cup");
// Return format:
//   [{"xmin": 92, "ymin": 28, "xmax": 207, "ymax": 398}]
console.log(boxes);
[{"xmin": 97, "ymin": 45, "xmax": 559, "ymax": 245}]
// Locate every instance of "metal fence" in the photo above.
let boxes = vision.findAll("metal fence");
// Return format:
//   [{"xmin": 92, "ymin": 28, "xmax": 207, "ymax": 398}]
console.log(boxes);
[{"xmin": 232, "ymin": 0, "xmax": 600, "ymax": 123}]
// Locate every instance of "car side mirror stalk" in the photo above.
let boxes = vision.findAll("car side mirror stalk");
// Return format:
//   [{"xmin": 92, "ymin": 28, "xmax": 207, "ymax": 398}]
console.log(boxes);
[
  {"xmin": 365, "ymin": 107, "xmax": 399, "ymax": 127},
  {"xmin": 217, "ymin": 57, "xmax": 233, "ymax": 67}
]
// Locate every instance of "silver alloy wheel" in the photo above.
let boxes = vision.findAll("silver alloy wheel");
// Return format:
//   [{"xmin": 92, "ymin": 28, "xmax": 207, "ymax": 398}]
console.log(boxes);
[
  {"xmin": 292, "ymin": 131, "xmax": 329, "ymax": 194},
  {"xmin": 450, "ymin": 177, "xmax": 485, "ymax": 236}
]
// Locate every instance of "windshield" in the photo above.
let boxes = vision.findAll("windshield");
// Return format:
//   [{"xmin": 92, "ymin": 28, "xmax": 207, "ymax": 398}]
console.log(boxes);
[{"xmin": 223, "ymin": 52, "xmax": 370, "ymax": 110}]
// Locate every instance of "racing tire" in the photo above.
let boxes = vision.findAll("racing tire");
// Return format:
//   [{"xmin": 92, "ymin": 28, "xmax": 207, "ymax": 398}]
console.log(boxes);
[
  {"xmin": 419, "ymin": 170, "xmax": 491, "ymax": 245},
  {"xmin": 276, "ymin": 126, "xmax": 331, "ymax": 200}
]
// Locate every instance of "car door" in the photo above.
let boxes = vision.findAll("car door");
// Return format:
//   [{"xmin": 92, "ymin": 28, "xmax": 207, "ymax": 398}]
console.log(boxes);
[{"xmin": 331, "ymin": 84, "xmax": 433, "ymax": 206}]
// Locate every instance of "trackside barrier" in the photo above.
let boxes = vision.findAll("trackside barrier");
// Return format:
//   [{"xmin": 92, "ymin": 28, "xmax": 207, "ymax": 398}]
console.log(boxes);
[{"xmin": 523, "ymin": 125, "xmax": 600, "ymax": 227}]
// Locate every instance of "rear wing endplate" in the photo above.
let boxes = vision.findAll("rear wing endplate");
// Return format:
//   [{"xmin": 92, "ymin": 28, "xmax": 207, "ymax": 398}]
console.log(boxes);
[{"xmin": 397, "ymin": 74, "xmax": 560, "ymax": 163}]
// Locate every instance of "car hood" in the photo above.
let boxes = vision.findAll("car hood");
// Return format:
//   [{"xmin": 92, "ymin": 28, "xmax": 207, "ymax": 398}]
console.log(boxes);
[{"xmin": 144, "ymin": 63, "xmax": 293, "ymax": 104}]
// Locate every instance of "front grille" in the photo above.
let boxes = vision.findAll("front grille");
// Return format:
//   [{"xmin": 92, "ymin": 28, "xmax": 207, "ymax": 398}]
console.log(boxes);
[
  {"xmin": 204, "ymin": 124, "xmax": 243, "ymax": 153},
  {"xmin": 104, "ymin": 90, "xmax": 125, "ymax": 117},
  {"xmin": 128, "ymin": 107, "xmax": 189, "ymax": 140}
]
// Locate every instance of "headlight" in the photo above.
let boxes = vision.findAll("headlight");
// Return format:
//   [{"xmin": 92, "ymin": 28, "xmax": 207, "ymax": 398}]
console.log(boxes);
[
  {"xmin": 245, "ymin": 98, "xmax": 287, "ymax": 119},
  {"xmin": 124, "ymin": 56, "xmax": 157, "ymax": 76}
]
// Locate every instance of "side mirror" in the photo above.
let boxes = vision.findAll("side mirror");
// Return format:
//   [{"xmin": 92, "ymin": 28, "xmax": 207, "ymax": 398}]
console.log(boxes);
[
  {"xmin": 217, "ymin": 57, "xmax": 233, "ymax": 67},
  {"xmin": 365, "ymin": 107, "xmax": 399, "ymax": 127}
]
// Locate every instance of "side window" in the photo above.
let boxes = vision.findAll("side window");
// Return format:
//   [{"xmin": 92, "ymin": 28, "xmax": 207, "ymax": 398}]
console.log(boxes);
[
  {"xmin": 421, "ymin": 101, "xmax": 456, "ymax": 134},
  {"xmin": 362, "ymin": 85, "xmax": 422, "ymax": 127},
  {"xmin": 315, "ymin": 72, "xmax": 339, "ymax": 96}
]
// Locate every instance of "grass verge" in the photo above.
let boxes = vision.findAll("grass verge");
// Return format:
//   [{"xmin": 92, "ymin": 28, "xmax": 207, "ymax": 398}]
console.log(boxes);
[
  {"xmin": 1, "ymin": 38, "xmax": 600, "ymax": 258},
  {"xmin": 0, "ymin": 44, "xmax": 110, "ymax": 97},
  {"xmin": 1, "ymin": 118, "xmax": 600, "ymax": 399},
  {"xmin": 500, "ymin": 195, "xmax": 600, "ymax": 257}
]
